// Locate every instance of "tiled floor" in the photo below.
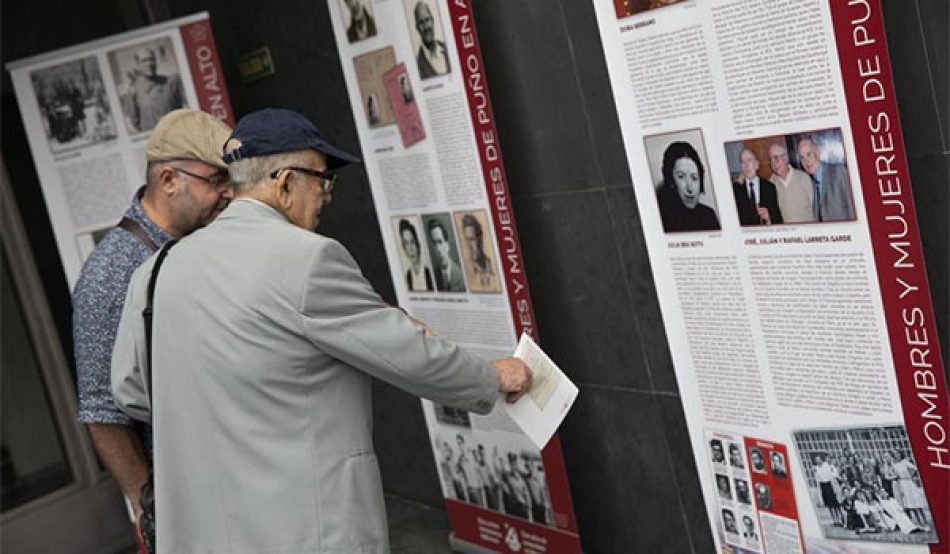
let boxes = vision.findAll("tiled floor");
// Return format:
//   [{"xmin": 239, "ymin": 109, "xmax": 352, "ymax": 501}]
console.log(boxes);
[{"xmin": 119, "ymin": 495, "xmax": 455, "ymax": 553}]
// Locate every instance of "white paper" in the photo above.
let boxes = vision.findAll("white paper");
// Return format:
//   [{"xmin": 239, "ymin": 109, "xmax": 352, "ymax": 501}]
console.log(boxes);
[{"xmin": 505, "ymin": 333, "xmax": 578, "ymax": 450}]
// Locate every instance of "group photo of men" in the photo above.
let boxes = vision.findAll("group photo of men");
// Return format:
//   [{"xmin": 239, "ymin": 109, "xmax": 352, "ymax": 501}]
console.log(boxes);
[
  {"xmin": 724, "ymin": 127, "xmax": 856, "ymax": 227},
  {"xmin": 433, "ymin": 430, "xmax": 554, "ymax": 527}
]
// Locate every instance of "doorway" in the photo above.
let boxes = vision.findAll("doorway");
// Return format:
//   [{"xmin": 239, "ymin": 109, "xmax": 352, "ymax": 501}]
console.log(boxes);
[{"xmin": 0, "ymin": 160, "xmax": 133, "ymax": 553}]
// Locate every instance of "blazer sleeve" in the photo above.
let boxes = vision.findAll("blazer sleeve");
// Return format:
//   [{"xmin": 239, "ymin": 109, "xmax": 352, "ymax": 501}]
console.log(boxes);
[
  {"xmin": 298, "ymin": 239, "xmax": 498, "ymax": 414},
  {"xmin": 766, "ymin": 182, "xmax": 783, "ymax": 224},
  {"xmin": 110, "ymin": 259, "xmax": 154, "ymax": 423}
]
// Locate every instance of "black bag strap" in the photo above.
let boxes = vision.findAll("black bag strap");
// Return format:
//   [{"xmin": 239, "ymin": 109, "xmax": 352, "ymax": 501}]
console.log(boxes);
[
  {"xmin": 118, "ymin": 216, "xmax": 160, "ymax": 252},
  {"xmin": 143, "ymin": 239, "xmax": 177, "ymax": 402}
]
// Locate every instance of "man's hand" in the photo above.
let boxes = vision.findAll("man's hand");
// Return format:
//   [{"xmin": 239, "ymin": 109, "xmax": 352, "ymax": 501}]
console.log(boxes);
[
  {"xmin": 492, "ymin": 357, "xmax": 532, "ymax": 404},
  {"xmin": 757, "ymin": 207, "xmax": 771, "ymax": 224}
]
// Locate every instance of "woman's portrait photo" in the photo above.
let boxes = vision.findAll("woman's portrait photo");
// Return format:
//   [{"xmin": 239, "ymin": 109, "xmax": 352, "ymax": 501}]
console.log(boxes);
[
  {"xmin": 392, "ymin": 215, "xmax": 434, "ymax": 293},
  {"xmin": 645, "ymin": 129, "xmax": 721, "ymax": 233}
]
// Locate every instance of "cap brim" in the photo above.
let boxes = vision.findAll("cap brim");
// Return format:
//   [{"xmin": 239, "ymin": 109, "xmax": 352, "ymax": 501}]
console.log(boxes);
[{"xmin": 318, "ymin": 142, "xmax": 361, "ymax": 169}]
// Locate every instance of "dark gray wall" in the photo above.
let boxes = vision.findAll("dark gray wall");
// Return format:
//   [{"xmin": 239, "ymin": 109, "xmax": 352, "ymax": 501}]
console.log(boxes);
[{"xmin": 2, "ymin": 1, "xmax": 947, "ymax": 553}]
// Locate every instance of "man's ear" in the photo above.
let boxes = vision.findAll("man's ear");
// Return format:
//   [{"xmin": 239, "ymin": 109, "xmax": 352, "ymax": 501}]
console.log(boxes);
[
  {"xmin": 157, "ymin": 165, "xmax": 177, "ymax": 195},
  {"xmin": 275, "ymin": 170, "xmax": 294, "ymax": 210}
]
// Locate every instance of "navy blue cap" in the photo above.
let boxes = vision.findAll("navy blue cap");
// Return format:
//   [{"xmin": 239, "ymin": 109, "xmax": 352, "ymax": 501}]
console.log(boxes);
[{"xmin": 222, "ymin": 108, "xmax": 360, "ymax": 169}]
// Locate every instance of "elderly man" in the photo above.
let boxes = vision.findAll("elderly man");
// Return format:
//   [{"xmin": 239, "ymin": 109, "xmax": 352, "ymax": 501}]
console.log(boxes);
[
  {"xmin": 768, "ymin": 142, "xmax": 815, "ymax": 223},
  {"xmin": 732, "ymin": 148, "xmax": 782, "ymax": 226},
  {"xmin": 74, "ymin": 109, "xmax": 232, "ymax": 531},
  {"xmin": 112, "ymin": 108, "xmax": 531, "ymax": 553},
  {"xmin": 414, "ymin": 1, "xmax": 450, "ymax": 78},
  {"xmin": 125, "ymin": 48, "xmax": 185, "ymax": 132},
  {"xmin": 797, "ymin": 136, "xmax": 855, "ymax": 222}
]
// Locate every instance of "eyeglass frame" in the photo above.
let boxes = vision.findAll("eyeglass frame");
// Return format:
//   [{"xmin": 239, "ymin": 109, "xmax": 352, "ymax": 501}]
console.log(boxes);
[
  {"xmin": 171, "ymin": 166, "xmax": 231, "ymax": 187},
  {"xmin": 270, "ymin": 167, "xmax": 337, "ymax": 194}
]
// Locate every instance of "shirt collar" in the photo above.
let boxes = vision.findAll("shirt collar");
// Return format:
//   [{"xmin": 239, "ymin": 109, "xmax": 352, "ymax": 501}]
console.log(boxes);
[
  {"xmin": 128, "ymin": 186, "xmax": 173, "ymax": 247},
  {"xmin": 423, "ymin": 42, "xmax": 448, "ymax": 73}
]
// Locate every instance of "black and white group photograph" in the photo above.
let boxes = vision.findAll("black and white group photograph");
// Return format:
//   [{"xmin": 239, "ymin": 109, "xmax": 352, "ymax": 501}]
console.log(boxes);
[
  {"xmin": 432, "ymin": 429, "xmax": 554, "ymax": 528},
  {"xmin": 793, "ymin": 425, "xmax": 937, "ymax": 544},
  {"xmin": 30, "ymin": 57, "xmax": 117, "ymax": 153}
]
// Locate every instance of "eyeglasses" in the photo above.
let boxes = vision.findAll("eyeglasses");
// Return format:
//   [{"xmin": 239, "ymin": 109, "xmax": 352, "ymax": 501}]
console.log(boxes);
[
  {"xmin": 172, "ymin": 166, "xmax": 230, "ymax": 188},
  {"xmin": 270, "ymin": 167, "xmax": 337, "ymax": 194}
]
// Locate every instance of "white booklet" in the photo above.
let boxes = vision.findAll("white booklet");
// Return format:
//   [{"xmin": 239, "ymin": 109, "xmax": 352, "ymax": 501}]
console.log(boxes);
[{"xmin": 504, "ymin": 333, "xmax": 579, "ymax": 449}]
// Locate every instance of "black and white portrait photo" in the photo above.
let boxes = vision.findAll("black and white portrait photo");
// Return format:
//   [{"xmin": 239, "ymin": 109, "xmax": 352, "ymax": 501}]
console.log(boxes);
[
  {"xmin": 709, "ymin": 439, "xmax": 726, "ymax": 465},
  {"xmin": 734, "ymin": 478, "xmax": 751, "ymax": 505},
  {"xmin": 108, "ymin": 37, "xmax": 186, "ymax": 134},
  {"xmin": 341, "ymin": 0, "xmax": 377, "ymax": 43},
  {"xmin": 453, "ymin": 210, "xmax": 501, "ymax": 293},
  {"xmin": 722, "ymin": 509, "xmax": 738, "ymax": 535},
  {"xmin": 716, "ymin": 474, "xmax": 732, "ymax": 500},
  {"xmin": 749, "ymin": 447, "xmax": 766, "ymax": 474},
  {"xmin": 644, "ymin": 129, "xmax": 721, "ymax": 233},
  {"xmin": 770, "ymin": 451, "xmax": 788, "ymax": 479},
  {"xmin": 422, "ymin": 213, "xmax": 466, "ymax": 293},
  {"xmin": 392, "ymin": 216, "xmax": 435, "ymax": 293},
  {"xmin": 728, "ymin": 442, "xmax": 745, "ymax": 469},
  {"xmin": 404, "ymin": 0, "xmax": 451, "ymax": 79}
]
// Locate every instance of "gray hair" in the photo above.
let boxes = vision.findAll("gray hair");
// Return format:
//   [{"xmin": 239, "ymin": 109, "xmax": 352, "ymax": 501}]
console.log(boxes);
[{"xmin": 226, "ymin": 150, "xmax": 308, "ymax": 194}]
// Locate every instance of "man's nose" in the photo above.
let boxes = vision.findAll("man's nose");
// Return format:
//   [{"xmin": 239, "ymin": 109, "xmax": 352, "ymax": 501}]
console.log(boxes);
[{"xmin": 221, "ymin": 186, "xmax": 234, "ymax": 200}]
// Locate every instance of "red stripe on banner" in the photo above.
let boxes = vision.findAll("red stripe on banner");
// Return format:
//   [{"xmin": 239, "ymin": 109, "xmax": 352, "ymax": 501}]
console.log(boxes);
[
  {"xmin": 445, "ymin": 1, "xmax": 581, "ymax": 551},
  {"xmin": 538, "ymin": 434, "xmax": 578, "ymax": 533},
  {"xmin": 445, "ymin": 1, "xmax": 536, "ymax": 346},
  {"xmin": 830, "ymin": 2, "xmax": 949, "ymax": 552},
  {"xmin": 179, "ymin": 19, "xmax": 235, "ymax": 127}
]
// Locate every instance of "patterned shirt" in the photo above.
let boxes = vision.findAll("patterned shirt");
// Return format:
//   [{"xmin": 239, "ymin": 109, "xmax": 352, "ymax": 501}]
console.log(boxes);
[{"xmin": 75, "ymin": 190, "xmax": 171, "ymax": 424}]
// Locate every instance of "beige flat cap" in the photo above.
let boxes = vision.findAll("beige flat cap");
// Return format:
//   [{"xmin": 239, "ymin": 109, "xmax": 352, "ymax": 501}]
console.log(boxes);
[{"xmin": 145, "ymin": 109, "xmax": 232, "ymax": 170}]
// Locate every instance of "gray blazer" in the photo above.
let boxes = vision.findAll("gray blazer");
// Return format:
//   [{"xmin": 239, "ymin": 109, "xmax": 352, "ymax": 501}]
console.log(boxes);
[
  {"xmin": 816, "ymin": 163, "xmax": 855, "ymax": 222},
  {"xmin": 112, "ymin": 199, "xmax": 497, "ymax": 554}
]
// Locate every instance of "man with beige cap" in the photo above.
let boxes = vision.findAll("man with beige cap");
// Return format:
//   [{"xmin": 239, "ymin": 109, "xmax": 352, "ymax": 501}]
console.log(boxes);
[{"xmin": 73, "ymin": 108, "xmax": 231, "ymax": 535}]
